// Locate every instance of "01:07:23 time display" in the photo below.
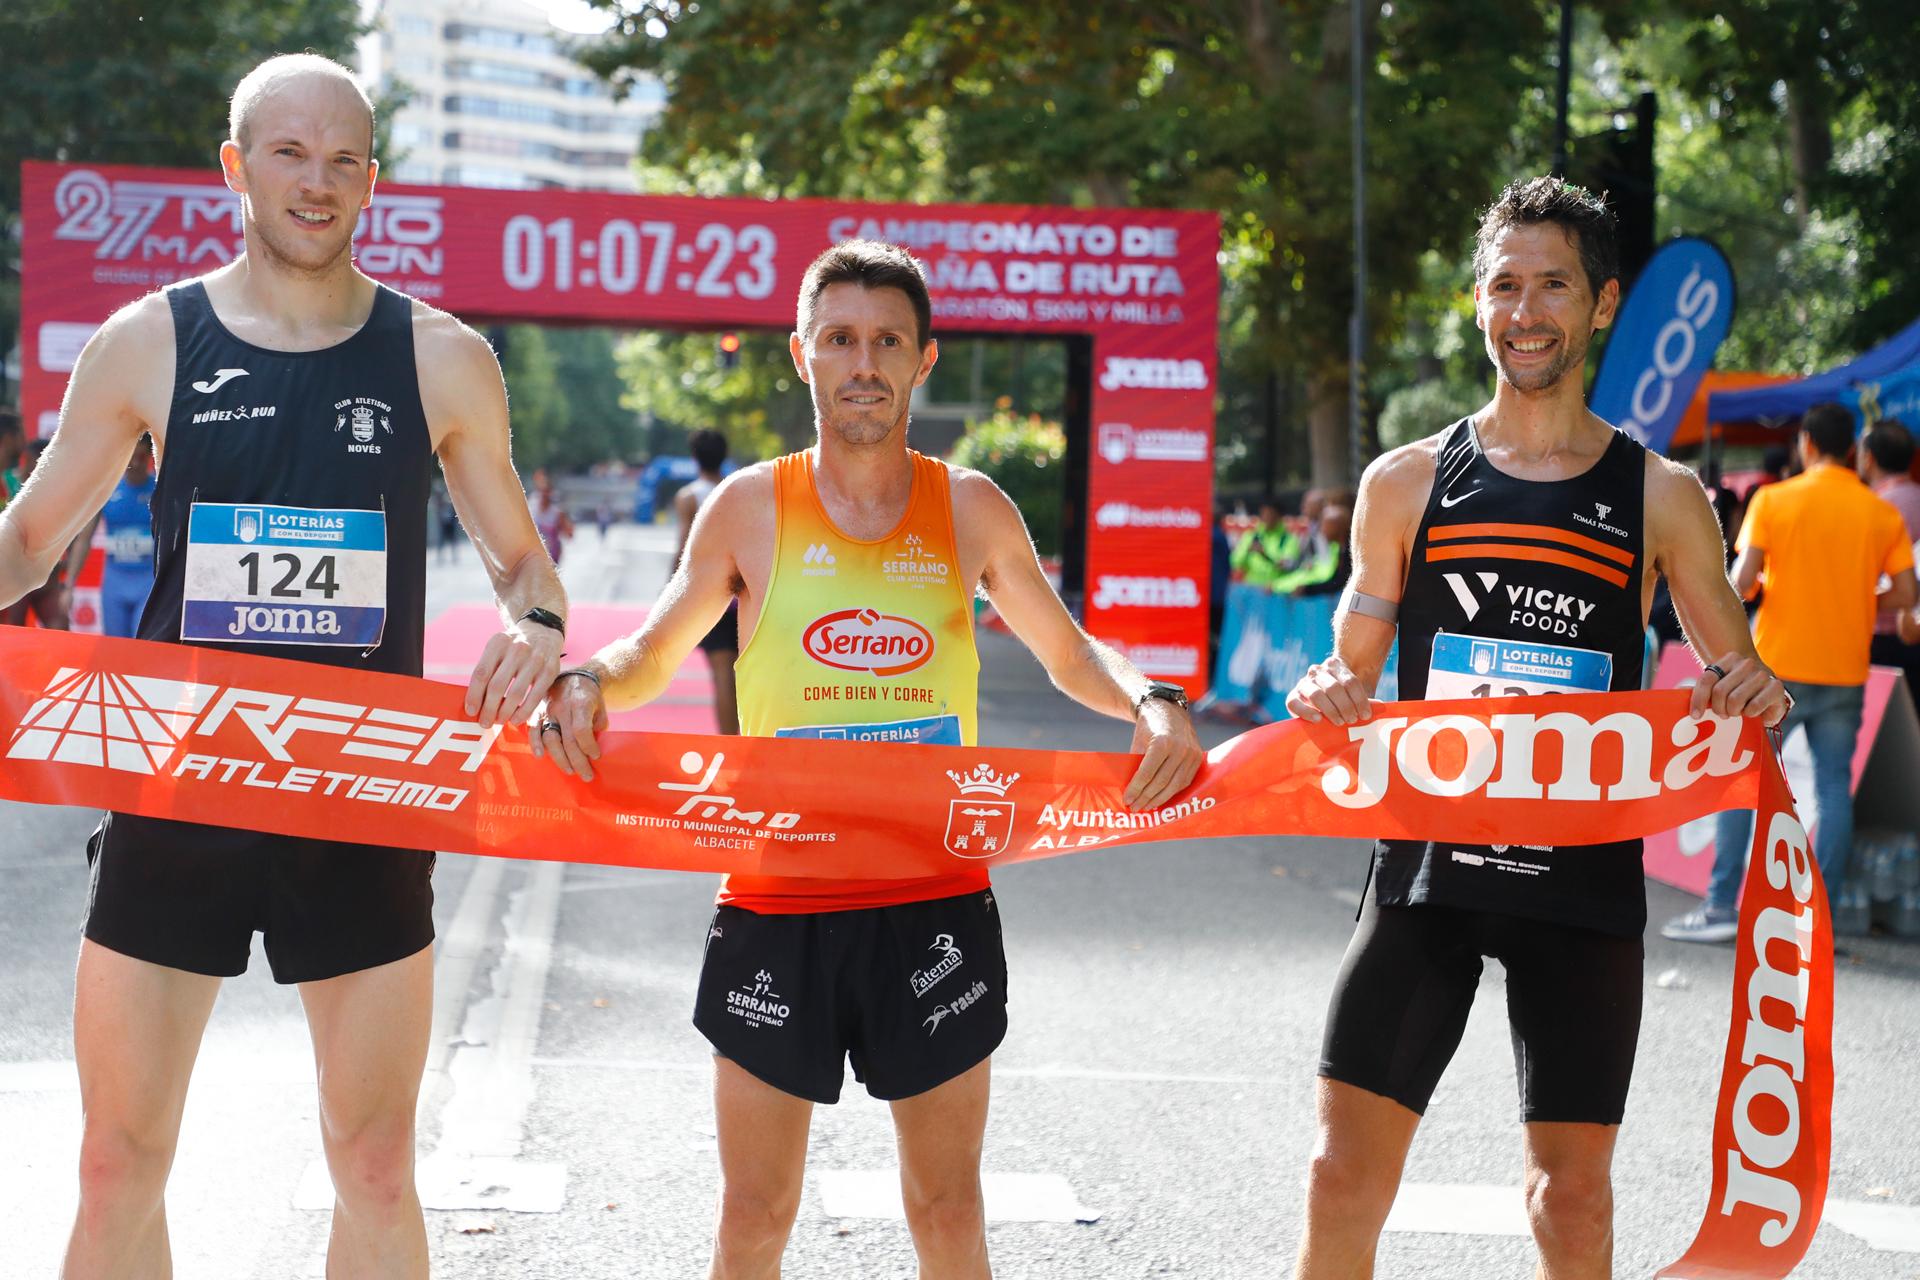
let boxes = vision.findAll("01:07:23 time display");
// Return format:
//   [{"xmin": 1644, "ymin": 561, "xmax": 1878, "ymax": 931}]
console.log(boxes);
[{"xmin": 501, "ymin": 216, "xmax": 777, "ymax": 300}]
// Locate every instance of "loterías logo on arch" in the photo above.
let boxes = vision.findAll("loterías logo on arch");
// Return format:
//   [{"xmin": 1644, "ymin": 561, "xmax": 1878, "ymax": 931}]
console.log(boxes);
[{"xmin": 802, "ymin": 609, "xmax": 935, "ymax": 677}]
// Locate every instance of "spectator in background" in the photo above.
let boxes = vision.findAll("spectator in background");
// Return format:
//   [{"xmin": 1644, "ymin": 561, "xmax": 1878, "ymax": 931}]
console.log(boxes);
[
  {"xmin": 1288, "ymin": 488, "xmax": 1329, "ymax": 570},
  {"xmin": 1276, "ymin": 503, "xmax": 1352, "ymax": 598},
  {"xmin": 531, "ymin": 468, "xmax": 574, "ymax": 567},
  {"xmin": 1230, "ymin": 499, "xmax": 1298, "ymax": 590},
  {"xmin": 676, "ymin": 428, "xmax": 739, "ymax": 735},
  {"xmin": 1209, "ymin": 501, "xmax": 1233, "ymax": 665},
  {"xmin": 595, "ymin": 502, "xmax": 614, "ymax": 542},
  {"xmin": 1860, "ymin": 420, "xmax": 1920, "ymax": 715},
  {"xmin": 1666, "ymin": 403, "xmax": 1917, "ymax": 942},
  {"xmin": 0, "ymin": 439, "xmax": 82, "ymax": 628},
  {"xmin": 0, "ymin": 410, "xmax": 23, "ymax": 509},
  {"xmin": 94, "ymin": 434, "xmax": 157, "ymax": 637}
]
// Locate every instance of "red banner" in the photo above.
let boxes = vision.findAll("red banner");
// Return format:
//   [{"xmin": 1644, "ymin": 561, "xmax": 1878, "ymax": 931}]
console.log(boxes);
[
  {"xmin": 0, "ymin": 628, "xmax": 1828, "ymax": 1276},
  {"xmin": 19, "ymin": 162, "xmax": 1219, "ymax": 689}
]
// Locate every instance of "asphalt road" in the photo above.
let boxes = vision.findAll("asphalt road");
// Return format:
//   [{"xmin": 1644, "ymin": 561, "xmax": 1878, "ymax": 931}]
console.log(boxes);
[{"xmin": 2, "ymin": 523, "xmax": 1917, "ymax": 1278}]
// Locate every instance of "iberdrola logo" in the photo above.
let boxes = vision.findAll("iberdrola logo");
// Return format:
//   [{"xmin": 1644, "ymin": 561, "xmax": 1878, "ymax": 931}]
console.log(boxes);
[{"xmin": 801, "ymin": 608, "xmax": 934, "ymax": 677}]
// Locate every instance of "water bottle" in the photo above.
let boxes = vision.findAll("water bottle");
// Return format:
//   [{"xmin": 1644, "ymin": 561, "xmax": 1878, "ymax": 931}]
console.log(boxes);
[
  {"xmin": 1871, "ymin": 834, "xmax": 1902, "ymax": 904},
  {"xmin": 1833, "ymin": 879, "xmax": 1872, "ymax": 937},
  {"xmin": 1894, "ymin": 834, "xmax": 1920, "ymax": 897},
  {"xmin": 1894, "ymin": 890, "xmax": 1920, "ymax": 939}
]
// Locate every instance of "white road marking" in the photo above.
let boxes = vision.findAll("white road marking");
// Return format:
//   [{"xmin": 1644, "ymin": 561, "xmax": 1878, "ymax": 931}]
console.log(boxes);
[
  {"xmin": 298, "ymin": 859, "xmax": 571, "ymax": 1215},
  {"xmin": 1382, "ymin": 1183, "xmax": 1530, "ymax": 1236},
  {"xmin": 820, "ymin": 1170, "xmax": 1101, "ymax": 1223},
  {"xmin": 0, "ymin": 1049, "xmax": 315, "ymax": 1094},
  {"xmin": 527, "ymin": 1057, "xmax": 1288, "ymax": 1087},
  {"xmin": 1824, "ymin": 1199, "xmax": 1920, "ymax": 1252}
]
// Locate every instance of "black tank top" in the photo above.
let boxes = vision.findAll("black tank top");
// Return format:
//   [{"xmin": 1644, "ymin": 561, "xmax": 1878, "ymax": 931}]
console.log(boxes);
[
  {"xmin": 139, "ymin": 280, "xmax": 430, "ymax": 675},
  {"xmin": 1372, "ymin": 417, "xmax": 1650, "ymax": 937},
  {"xmin": 95, "ymin": 279, "xmax": 432, "ymax": 864}
]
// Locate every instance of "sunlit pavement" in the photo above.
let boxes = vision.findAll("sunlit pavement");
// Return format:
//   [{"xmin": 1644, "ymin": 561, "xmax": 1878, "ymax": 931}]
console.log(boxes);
[{"xmin": 3, "ymin": 520, "xmax": 1917, "ymax": 1277}]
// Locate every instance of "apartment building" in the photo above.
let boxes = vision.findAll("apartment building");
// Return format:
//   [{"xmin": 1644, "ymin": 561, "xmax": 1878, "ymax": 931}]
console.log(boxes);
[{"xmin": 368, "ymin": 0, "xmax": 662, "ymax": 191}]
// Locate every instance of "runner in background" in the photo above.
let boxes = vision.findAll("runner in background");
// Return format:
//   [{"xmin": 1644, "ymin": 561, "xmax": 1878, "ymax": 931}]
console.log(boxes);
[
  {"xmin": 533, "ymin": 240, "xmax": 1201, "ymax": 1280},
  {"xmin": 1285, "ymin": 177, "xmax": 1789, "ymax": 1280},
  {"xmin": 1860, "ymin": 420, "xmax": 1920, "ymax": 716},
  {"xmin": 1666, "ymin": 402, "xmax": 1915, "ymax": 943},
  {"xmin": 532, "ymin": 466, "xmax": 573, "ymax": 566},
  {"xmin": 0, "ymin": 54, "xmax": 565, "ymax": 1278},
  {"xmin": 675, "ymin": 427, "xmax": 740, "ymax": 734},
  {"xmin": 90, "ymin": 433, "xmax": 157, "ymax": 637}
]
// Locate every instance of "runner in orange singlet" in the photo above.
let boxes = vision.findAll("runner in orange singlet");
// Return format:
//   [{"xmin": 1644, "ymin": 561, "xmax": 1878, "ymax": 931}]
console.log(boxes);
[{"xmin": 533, "ymin": 240, "xmax": 1202, "ymax": 1279}]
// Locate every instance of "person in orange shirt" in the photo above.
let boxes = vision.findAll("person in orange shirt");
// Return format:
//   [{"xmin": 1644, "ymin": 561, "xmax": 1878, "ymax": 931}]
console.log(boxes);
[
  {"xmin": 532, "ymin": 240, "xmax": 1202, "ymax": 1279},
  {"xmin": 1665, "ymin": 402, "xmax": 1918, "ymax": 942}
]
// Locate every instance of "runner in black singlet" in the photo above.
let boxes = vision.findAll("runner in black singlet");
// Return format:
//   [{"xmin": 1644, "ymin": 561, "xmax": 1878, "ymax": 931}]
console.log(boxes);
[
  {"xmin": 1284, "ymin": 178, "xmax": 1791, "ymax": 1280},
  {"xmin": 0, "ymin": 55, "xmax": 566, "ymax": 1276}
]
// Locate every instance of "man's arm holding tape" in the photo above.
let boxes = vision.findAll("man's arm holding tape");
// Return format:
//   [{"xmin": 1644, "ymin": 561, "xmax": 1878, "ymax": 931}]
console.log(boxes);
[
  {"xmin": 956, "ymin": 470, "xmax": 1203, "ymax": 810},
  {"xmin": 1645, "ymin": 455, "xmax": 1790, "ymax": 727},
  {"xmin": 1286, "ymin": 443, "xmax": 1428, "ymax": 727},
  {"xmin": 530, "ymin": 464, "xmax": 771, "ymax": 782}
]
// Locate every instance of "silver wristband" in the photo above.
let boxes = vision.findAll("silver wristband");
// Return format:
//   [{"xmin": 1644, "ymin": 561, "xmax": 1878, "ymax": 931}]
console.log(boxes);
[{"xmin": 1342, "ymin": 588, "xmax": 1399, "ymax": 624}]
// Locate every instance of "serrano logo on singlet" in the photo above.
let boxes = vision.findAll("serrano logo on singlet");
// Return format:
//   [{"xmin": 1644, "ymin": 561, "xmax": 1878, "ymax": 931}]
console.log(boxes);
[
  {"xmin": 5, "ymin": 666, "xmax": 498, "ymax": 809},
  {"xmin": 802, "ymin": 609, "xmax": 934, "ymax": 677}
]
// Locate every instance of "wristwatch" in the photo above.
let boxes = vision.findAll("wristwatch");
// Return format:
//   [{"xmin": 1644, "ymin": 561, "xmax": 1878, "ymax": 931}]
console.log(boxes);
[
  {"xmin": 1133, "ymin": 680, "xmax": 1191, "ymax": 715},
  {"xmin": 518, "ymin": 606, "xmax": 566, "ymax": 636}
]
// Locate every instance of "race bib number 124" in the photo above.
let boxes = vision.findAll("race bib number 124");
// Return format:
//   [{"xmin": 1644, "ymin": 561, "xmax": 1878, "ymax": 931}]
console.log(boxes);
[{"xmin": 181, "ymin": 503, "xmax": 387, "ymax": 647}]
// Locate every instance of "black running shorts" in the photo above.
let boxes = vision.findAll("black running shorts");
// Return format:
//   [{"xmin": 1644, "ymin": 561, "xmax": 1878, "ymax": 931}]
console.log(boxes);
[
  {"xmin": 697, "ymin": 601, "xmax": 739, "ymax": 654},
  {"xmin": 1318, "ymin": 899, "xmax": 1643, "ymax": 1124},
  {"xmin": 693, "ymin": 889, "xmax": 1008, "ymax": 1104},
  {"xmin": 83, "ymin": 812, "xmax": 436, "ymax": 984}
]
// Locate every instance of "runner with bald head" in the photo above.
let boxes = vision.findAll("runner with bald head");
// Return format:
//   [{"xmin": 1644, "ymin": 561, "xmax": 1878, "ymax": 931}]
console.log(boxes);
[{"xmin": 0, "ymin": 54, "xmax": 567, "ymax": 1276}]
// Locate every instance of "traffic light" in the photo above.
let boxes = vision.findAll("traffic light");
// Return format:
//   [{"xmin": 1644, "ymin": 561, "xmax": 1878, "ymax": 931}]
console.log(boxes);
[{"xmin": 717, "ymin": 332, "xmax": 742, "ymax": 369}]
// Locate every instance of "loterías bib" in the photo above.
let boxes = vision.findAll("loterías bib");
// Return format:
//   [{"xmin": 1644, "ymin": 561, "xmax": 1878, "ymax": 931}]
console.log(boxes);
[{"xmin": 725, "ymin": 449, "xmax": 984, "ymax": 912}]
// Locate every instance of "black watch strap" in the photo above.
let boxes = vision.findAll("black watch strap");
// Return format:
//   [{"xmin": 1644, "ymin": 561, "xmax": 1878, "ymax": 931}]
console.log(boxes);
[
  {"xmin": 1134, "ymin": 679, "xmax": 1190, "ymax": 713},
  {"xmin": 518, "ymin": 606, "xmax": 566, "ymax": 636}
]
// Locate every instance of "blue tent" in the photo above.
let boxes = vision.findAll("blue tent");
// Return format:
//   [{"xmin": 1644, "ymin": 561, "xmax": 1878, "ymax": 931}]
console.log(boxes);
[{"xmin": 1706, "ymin": 315, "xmax": 1920, "ymax": 424}]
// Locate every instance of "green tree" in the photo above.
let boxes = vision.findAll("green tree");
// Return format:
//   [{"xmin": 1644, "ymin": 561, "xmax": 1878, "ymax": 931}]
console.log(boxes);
[
  {"xmin": 498, "ymin": 324, "xmax": 646, "ymax": 474},
  {"xmin": 579, "ymin": 1, "xmax": 1639, "ymax": 487},
  {"xmin": 0, "ymin": 0, "xmax": 381, "ymax": 400},
  {"xmin": 497, "ymin": 326, "xmax": 566, "ymax": 471},
  {"xmin": 543, "ymin": 326, "xmax": 645, "ymax": 468},
  {"xmin": 949, "ymin": 409, "xmax": 1068, "ymax": 558},
  {"xmin": 613, "ymin": 330, "xmax": 801, "ymax": 464},
  {"xmin": 1645, "ymin": 0, "xmax": 1919, "ymax": 358}
]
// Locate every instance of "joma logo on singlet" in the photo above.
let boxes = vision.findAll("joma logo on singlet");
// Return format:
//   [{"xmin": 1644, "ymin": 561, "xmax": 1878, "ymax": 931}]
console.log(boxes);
[{"xmin": 802, "ymin": 608, "xmax": 934, "ymax": 677}]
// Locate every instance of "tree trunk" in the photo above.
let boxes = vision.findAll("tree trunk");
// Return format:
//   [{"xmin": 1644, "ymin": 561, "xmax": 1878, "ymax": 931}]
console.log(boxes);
[
  {"xmin": 1307, "ymin": 366, "xmax": 1351, "ymax": 491},
  {"xmin": 1784, "ymin": 75, "xmax": 1831, "ymax": 233}
]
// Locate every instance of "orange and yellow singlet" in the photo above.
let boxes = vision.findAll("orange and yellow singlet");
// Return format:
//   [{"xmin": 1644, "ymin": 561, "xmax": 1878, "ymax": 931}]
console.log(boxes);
[{"xmin": 724, "ymin": 449, "xmax": 985, "ymax": 912}]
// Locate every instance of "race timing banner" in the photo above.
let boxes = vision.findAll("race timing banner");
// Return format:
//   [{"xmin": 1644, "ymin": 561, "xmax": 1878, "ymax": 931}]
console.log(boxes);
[
  {"xmin": 19, "ymin": 161, "xmax": 1220, "ymax": 691},
  {"xmin": 0, "ymin": 628, "xmax": 1828, "ymax": 1278}
]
